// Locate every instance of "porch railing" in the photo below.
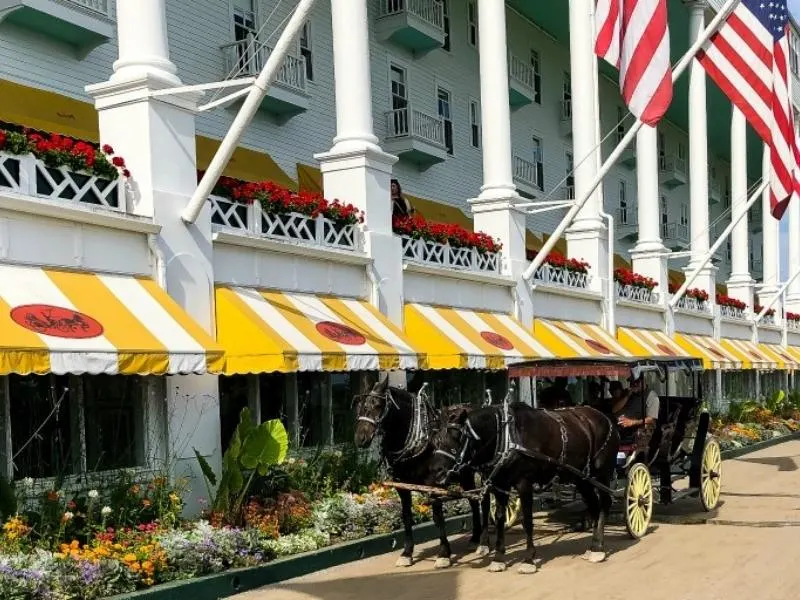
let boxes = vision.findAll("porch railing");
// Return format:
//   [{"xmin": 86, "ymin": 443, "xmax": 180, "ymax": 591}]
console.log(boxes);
[
  {"xmin": 616, "ymin": 283, "xmax": 658, "ymax": 305},
  {"xmin": 508, "ymin": 52, "xmax": 535, "ymax": 90},
  {"xmin": 385, "ymin": 106, "xmax": 446, "ymax": 148},
  {"xmin": 221, "ymin": 36, "xmax": 306, "ymax": 92},
  {"xmin": 378, "ymin": 0, "xmax": 444, "ymax": 30},
  {"xmin": 532, "ymin": 264, "xmax": 590, "ymax": 290},
  {"xmin": 400, "ymin": 235, "xmax": 501, "ymax": 273},
  {"xmin": 513, "ymin": 155, "xmax": 539, "ymax": 189}
]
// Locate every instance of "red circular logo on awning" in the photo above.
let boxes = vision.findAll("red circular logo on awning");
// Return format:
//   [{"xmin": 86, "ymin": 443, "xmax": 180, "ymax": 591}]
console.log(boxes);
[
  {"xmin": 481, "ymin": 331, "xmax": 514, "ymax": 351},
  {"xmin": 316, "ymin": 321, "xmax": 366, "ymax": 346},
  {"xmin": 586, "ymin": 339, "xmax": 612, "ymax": 354},
  {"xmin": 657, "ymin": 343, "xmax": 678, "ymax": 356},
  {"xmin": 11, "ymin": 304, "xmax": 104, "ymax": 339}
]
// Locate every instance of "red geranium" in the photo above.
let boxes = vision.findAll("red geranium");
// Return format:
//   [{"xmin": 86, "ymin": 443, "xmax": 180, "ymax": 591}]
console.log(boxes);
[
  {"xmin": 614, "ymin": 268, "xmax": 657, "ymax": 290},
  {"xmin": 686, "ymin": 287, "xmax": 709, "ymax": 302},
  {"xmin": 392, "ymin": 213, "xmax": 502, "ymax": 254},
  {"xmin": 754, "ymin": 304, "xmax": 775, "ymax": 317},
  {"xmin": 716, "ymin": 294, "xmax": 747, "ymax": 310},
  {"xmin": 786, "ymin": 312, "xmax": 800, "ymax": 322},
  {"xmin": 527, "ymin": 250, "xmax": 590, "ymax": 274}
]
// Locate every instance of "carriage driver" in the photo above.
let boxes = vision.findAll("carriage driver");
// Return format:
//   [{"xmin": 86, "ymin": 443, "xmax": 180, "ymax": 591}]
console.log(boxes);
[{"xmin": 610, "ymin": 375, "xmax": 659, "ymax": 430}]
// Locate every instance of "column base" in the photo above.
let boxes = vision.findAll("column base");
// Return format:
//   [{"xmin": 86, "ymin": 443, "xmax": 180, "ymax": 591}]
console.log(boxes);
[
  {"xmin": 756, "ymin": 284, "xmax": 782, "ymax": 324},
  {"xmin": 566, "ymin": 226, "xmax": 608, "ymax": 294},
  {"xmin": 683, "ymin": 262, "xmax": 717, "ymax": 298},
  {"xmin": 726, "ymin": 275, "xmax": 755, "ymax": 308},
  {"xmin": 630, "ymin": 244, "xmax": 669, "ymax": 299},
  {"xmin": 469, "ymin": 194, "xmax": 527, "ymax": 274}
]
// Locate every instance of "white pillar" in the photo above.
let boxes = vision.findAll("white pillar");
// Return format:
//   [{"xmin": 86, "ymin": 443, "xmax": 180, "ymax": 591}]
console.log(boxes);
[
  {"xmin": 314, "ymin": 0, "xmax": 403, "ymax": 385},
  {"xmin": 760, "ymin": 145, "xmax": 781, "ymax": 318},
  {"xmin": 566, "ymin": 0, "xmax": 607, "ymax": 293},
  {"xmin": 86, "ymin": 0, "xmax": 219, "ymax": 513},
  {"xmin": 631, "ymin": 125, "xmax": 668, "ymax": 296},
  {"xmin": 469, "ymin": 0, "xmax": 531, "ymax": 404},
  {"xmin": 787, "ymin": 178, "xmax": 800, "ymax": 312},
  {"xmin": 727, "ymin": 107, "xmax": 755, "ymax": 308},
  {"xmin": 684, "ymin": 0, "xmax": 716, "ymax": 296}
]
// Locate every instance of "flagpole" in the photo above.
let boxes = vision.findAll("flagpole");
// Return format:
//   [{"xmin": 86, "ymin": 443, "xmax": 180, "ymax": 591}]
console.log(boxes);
[{"xmin": 523, "ymin": 0, "xmax": 742, "ymax": 282}]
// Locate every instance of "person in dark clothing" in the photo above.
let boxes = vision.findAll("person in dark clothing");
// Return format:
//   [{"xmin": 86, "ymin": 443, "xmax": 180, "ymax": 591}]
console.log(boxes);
[
  {"xmin": 391, "ymin": 178, "xmax": 414, "ymax": 219},
  {"xmin": 538, "ymin": 377, "xmax": 572, "ymax": 409}
]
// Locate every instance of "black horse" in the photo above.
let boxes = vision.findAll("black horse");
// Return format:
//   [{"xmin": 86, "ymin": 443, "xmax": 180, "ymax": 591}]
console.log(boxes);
[
  {"xmin": 429, "ymin": 402, "xmax": 619, "ymax": 573},
  {"xmin": 354, "ymin": 377, "xmax": 489, "ymax": 568}
]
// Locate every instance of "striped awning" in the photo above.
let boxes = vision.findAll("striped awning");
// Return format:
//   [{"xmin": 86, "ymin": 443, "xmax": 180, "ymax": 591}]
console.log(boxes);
[
  {"xmin": 216, "ymin": 287, "xmax": 419, "ymax": 374},
  {"xmin": 720, "ymin": 339, "xmax": 778, "ymax": 370},
  {"xmin": 617, "ymin": 327, "xmax": 687, "ymax": 358},
  {"xmin": 404, "ymin": 304, "xmax": 552, "ymax": 370},
  {"xmin": 783, "ymin": 346, "xmax": 800, "ymax": 368},
  {"xmin": 674, "ymin": 334, "xmax": 741, "ymax": 370},
  {"xmin": 759, "ymin": 344, "xmax": 799, "ymax": 370},
  {"xmin": 533, "ymin": 319, "xmax": 630, "ymax": 358},
  {"xmin": 0, "ymin": 265, "xmax": 223, "ymax": 375}
]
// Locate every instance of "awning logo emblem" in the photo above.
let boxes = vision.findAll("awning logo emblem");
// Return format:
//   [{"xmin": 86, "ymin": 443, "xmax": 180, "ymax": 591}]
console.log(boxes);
[
  {"xmin": 11, "ymin": 304, "xmax": 104, "ymax": 339},
  {"xmin": 316, "ymin": 321, "xmax": 367, "ymax": 346},
  {"xmin": 480, "ymin": 331, "xmax": 514, "ymax": 351}
]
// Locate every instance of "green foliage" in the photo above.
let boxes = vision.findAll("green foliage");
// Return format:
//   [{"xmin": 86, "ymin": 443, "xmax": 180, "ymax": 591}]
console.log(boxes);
[
  {"xmin": 196, "ymin": 408, "xmax": 288, "ymax": 524},
  {"xmin": 765, "ymin": 390, "xmax": 787, "ymax": 414}
]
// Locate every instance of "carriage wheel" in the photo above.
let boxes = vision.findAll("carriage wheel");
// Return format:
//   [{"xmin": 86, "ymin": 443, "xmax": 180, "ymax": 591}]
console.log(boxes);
[
  {"xmin": 489, "ymin": 494, "xmax": 521, "ymax": 528},
  {"xmin": 700, "ymin": 438, "xmax": 722, "ymax": 511},
  {"xmin": 625, "ymin": 463, "xmax": 653, "ymax": 540}
]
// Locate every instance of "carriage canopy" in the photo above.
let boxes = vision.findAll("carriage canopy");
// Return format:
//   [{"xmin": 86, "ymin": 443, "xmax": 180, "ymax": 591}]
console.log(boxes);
[{"xmin": 507, "ymin": 356, "xmax": 704, "ymax": 380}]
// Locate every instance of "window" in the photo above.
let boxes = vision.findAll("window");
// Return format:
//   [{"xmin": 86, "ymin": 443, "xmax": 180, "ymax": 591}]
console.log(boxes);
[
  {"xmin": 389, "ymin": 64, "xmax": 408, "ymax": 134},
  {"xmin": 531, "ymin": 50, "xmax": 541, "ymax": 104},
  {"xmin": 680, "ymin": 203, "xmax": 689, "ymax": 226},
  {"xmin": 442, "ymin": 0, "xmax": 451, "ymax": 51},
  {"xmin": 232, "ymin": 0, "xmax": 257, "ymax": 71},
  {"xmin": 5, "ymin": 374, "xmax": 144, "ymax": 480},
  {"xmin": 438, "ymin": 86, "xmax": 454, "ymax": 155},
  {"xmin": 299, "ymin": 21, "xmax": 313, "ymax": 82},
  {"xmin": 532, "ymin": 136, "xmax": 544, "ymax": 190},
  {"xmin": 658, "ymin": 132, "xmax": 666, "ymax": 169},
  {"xmin": 677, "ymin": 142, "xmax": 686, "ymax": 161},
  {"xmin": 562, "ymin": 72, "xmax": 572, "ymax": 118},
  {"xmin": 618, "ymin": 180, "xmax": 627, "ymax": 223},
  {"xmin": 467, "ymin": 0, "xmax": 478, "ymax": 47},
  {"xmin": 724, "ymin": 175, "xmax": 731, "ymax": 208},
  {"xmin": 726, "ymin": 240, "xmax": 732, "ymax": 262},
  {"xmin": 565, "ymin": 150, "xmax": 575, "ymax": 198},
  {"xmin": 616, "ymin": 106, "xmax": 626, "ymax": 143},
  {"xmin": 469, "ymin": 99, "xmax": 481, "ymax": 149}
]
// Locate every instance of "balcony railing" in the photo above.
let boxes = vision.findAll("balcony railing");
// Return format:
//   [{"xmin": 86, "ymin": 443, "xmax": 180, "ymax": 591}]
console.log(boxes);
[
  {"xmin": 0, "ymin": 152, "xmax": 126, "ymax": 212},
  {"xmin": 787, "ymin": 319, "xmax": 800, "ymax": 331},
  {"xmin": 509, "ymin": 53, "xmax": 535, "ymax": 91},
  {"xmin": 561, "ymin": 99, "xmax": 572, "ymax": 121},
  {"xmin": 564, "ymin": 184, "xmax": 575, "ymax": 200},
  {"xmin": 616, "ymin": 283, "xmax": 658, "ymax": 305},
  {"xmin": 617, "ymin": 206, "xmax": 636, "ymax": 226},
  {"xmin": 221, "ymin": 36, "xmax": 306, "ymax": 93},
  {"xmin": 513, "ymin": 155, "xmax": 540, "ymax": 190},
  {"xmin": 68, "ymin": 0, "xmax": 111, "ymax": 16},
  {"xmin": 532, "ymin": 264, "xmax": 590, "ymax": 290},
  {"xmin": 385, "ymin": 106, "xmax": 446, "ymax": 148},
  {"xmin": 400, "ymin": 235, "xmax": 501, "ymax": 274},
  {"xmin": 709, "ymin": 179, "xmax": 722, "ymax": 203},
  {"xmin": 719, "ymin": 305, "xmax": 746, "ymax": 320},
  {"xmin": 378, "ymin": 0, "xmax": 444, "ymax": 30},
  {"xmin": 760, "ymin": 313, "xmax": 776, "ymax": 326},
  {"xmin": 209, "ymin": 195, "xmax": 358, "ymax": 251},
  {"xmin": 661, "ymin": 222, "xmax": 689, "ymax": 244},
  {"xmin": 673, "ymin": 295, "xmax": 710, "ymax": 314}
]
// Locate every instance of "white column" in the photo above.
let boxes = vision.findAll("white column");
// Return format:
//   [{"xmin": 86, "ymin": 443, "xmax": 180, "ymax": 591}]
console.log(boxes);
[
  {"xmin": 684, "ymin": 0, "xmax": 716, "ymax": 295},
  {"xmin": 565, "ymin": 0, "xmax": 607, "ymax": 292},
  {"xmin": 314, "ymin": 0, "xmax": 404, "ymax": 386},
  {"xmin": 469, "ymin": 0, "xmax": 531, "ymax": 403},
  {"xmin": 86, "ymin": 0, "xmax": 218, "ymax": 513},
  {"xmin": 727, "ymin": 107, "xmax": 755, "ymax": 308},
  {"xmin": 111, "ymin": 0, "xmax": 180, "ymax": 86},
  {"xmin": 760, "ymin": 145, "xmax": 781, "ymax": 317},
  {"xmin": 787, "ymin": 180, "xmax": 800, "ymax": 312},
  {"xmin": 631, "ymin": 125, "xmax": 668, "ymax": 296}
]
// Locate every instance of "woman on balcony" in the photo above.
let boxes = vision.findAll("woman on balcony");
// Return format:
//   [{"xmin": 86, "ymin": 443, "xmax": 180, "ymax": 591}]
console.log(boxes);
[{"xmin": 391, "ymin": 178, "xmax": 414, "ymax": 219}]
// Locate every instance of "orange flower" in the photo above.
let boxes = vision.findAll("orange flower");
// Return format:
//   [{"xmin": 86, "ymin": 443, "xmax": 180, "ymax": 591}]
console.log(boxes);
[{"xmin": 142, "ymin": 498, "xmax": 152, "ymax": 508}]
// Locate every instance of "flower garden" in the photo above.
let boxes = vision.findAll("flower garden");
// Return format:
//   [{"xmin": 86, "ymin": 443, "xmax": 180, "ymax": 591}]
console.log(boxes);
[{"xmin": 711, "ymin": 391, "xmax": 800, "ymax": 451}]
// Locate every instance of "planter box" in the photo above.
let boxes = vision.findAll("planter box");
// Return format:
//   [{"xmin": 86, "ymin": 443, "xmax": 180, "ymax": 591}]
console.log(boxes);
[
  {"xmin": 719, "ymin": 305, "xmax": 746, "ymax": 320},
  {"xmin": 400, "ymin": 235, "xmax": 500, "ymax": 273},
  {"xmin": 674, "ymin": 295, "xmax": 710, "ymax": 314}
]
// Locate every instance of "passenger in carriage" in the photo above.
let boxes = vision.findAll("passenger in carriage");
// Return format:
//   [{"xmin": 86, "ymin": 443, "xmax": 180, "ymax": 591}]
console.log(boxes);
[
  {"xmin": 611, "ymin": 375, "xmax": 660, "ymax": 430},
  {"xmin": 539, "ymin": 377, "xmax": 573, "ymax": 409}
]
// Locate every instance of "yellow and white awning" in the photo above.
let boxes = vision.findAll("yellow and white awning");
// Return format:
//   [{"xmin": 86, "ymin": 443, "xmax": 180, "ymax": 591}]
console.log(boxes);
[
  {"xmin": 759, "ymin": 344, "xmax": 799, "ymax": 370},
  {"xmin": 216, "ymin": 287, "xmax": 420, "ymax": 374},
  {"xmin": 0, "ymin": 265, "xmax": 223, "ymax": 375},
  {"xmin": 617, "ymin": 327, "xmax": 687, "ymax": 358},
  {"xmin": 783, "ymin": 346, "xmax": 800, "ymax": 368},
  {"xmin": 674, "ymin": 334, "xmax": 741, "ymax": 370},
  {"xmin": 720, "ymin": 339, "xmax": 778, "ymax": 370},
  {"xmin": 404, "ymin": 304, "xmax": 552, "ymax": 370},
  {"xmin": 534, "ymin": 319, "xmax": 630, "ymax": 358}
]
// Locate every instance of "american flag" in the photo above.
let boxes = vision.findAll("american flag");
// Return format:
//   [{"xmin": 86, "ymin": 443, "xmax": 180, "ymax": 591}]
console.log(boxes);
[
  {"xmin": 697, "ymin": 0, "xmax": 796, "ymax": 219},
  {"xmin": 595, "ymin": 0, "xmax": 673, "ymax": 126}
]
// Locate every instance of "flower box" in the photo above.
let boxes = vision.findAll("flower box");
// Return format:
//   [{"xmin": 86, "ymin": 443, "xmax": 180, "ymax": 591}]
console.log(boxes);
[
  {"xmin": 719, "ymin": 304, "xmax": 746, "ymax": 320},
  {"xmin": 755, "ymin": 305, "xmax": 777, "ymax": 325},
  {"xmin": 0, "ymin": 125, "xmax": 129, "ymax": 211},
  {"xmin": 400, "ymin": 235, "xmax": 501, "ymax": 273},
  {"xmin": 207, "ymin": 175, "xmax": 361, "ymax": 251},
  {"xmin": 614, "ymin": 268, "xmax": 658, "ymax": 304},
  {"xmin": 717, "ymin": 294, "xmax": 747, "ymax": 311},
  {"xmin": 532, "ymin": 263, "xmax": 590, "ymax": 289},
  {"xmin": 787, "ymin": 312, "xmax": 800, "ymax": 330}
]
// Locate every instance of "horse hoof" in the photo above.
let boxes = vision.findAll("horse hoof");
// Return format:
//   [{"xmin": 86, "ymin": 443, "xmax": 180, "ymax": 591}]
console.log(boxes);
[
  {"xmin": 434, "ymin": 557, "xmax": 452, "ymax": 569},
  {"xmin": 473, "ymin": 545, "xmax": 491, "ymax": 558},
  {"xmin": 395, "ymin": 556, "xmax": 413, "ymax": 568},
  {"xmin": 488, "ymin": 561, "xmax": 507, "ymax": 573},
  {"xmin": 586, "ymin": 551, "xmax": 607, "ymax": 564},
  {"xmin": 518, "ymin": 562, "xmax": 538, "ymax": 575}
]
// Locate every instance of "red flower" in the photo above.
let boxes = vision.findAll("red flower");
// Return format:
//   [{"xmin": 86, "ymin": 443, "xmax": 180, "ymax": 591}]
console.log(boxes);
[
  {"xmin": 787, "ymin": 312, "xmax": 800, "ymax": 322},
  {"xmin": 614, "ymin": 267, "xmax": 657, "ymax": 290},
  {"xmin": 390, "ymin": 212, "xmax": 502, "ymax": 254},
  {"xmin": 685, "ymin": 288, "xmax": 709, "ymax": 302},
  {"xmin": 0, "ymin": 130, "xmax": 6, "ymax": 149},
  {"xmin": 717, "ymin": 294, "xmax": 747, "ymax": 311},
  {"xmin": 122, "ymin": 169, "xmax": 131, "ymax": 178},
  {"xmin": 754, "ymin": 304, "xmax": 775, "ymax": 317},
  {"xmin": 102, "ymin": 144, "xmax": 114, "ymax": 154},
  {"xmin": 111, "ymin": 156, "xmax": 125, "ymax": 168}
]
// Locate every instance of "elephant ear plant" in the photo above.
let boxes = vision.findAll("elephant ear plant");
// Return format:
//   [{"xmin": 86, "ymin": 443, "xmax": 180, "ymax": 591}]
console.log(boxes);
[{"xmin": 194, "ymin": 408, "xmax": 288, "ymax": 524}]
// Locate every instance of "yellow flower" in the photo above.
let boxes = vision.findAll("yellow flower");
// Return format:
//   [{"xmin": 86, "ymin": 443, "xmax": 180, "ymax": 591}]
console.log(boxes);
[{"xmin": 169, "ymin": 493, "xmax": 180, "ymax": 504}]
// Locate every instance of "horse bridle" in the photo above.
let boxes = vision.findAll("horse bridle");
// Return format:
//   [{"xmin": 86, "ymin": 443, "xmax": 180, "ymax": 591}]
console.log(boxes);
[{"xmin": 355, "ymin": 388, "xmax": 398, "ymax": 430}]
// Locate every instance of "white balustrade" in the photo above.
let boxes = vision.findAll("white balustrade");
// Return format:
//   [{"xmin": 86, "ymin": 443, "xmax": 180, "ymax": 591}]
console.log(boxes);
[
  {"xmin": 209, "ymin": 195, "xmax": 358, "ymax": 251},
  {"xmin": 513, "ymin": 155, "xmax": 539, "ymax": 189},
  {"xmin": 719, "ymin": 304, "xmax": 746, "ymax": 320},
  {"xmin": 0, "ymin": 151, "xmax": 125, "ymax": 211},
  {"xmin": 532, "ymin": 263, "xmax": 590, "ymax": 290},
  {"xmin": 508, "ymin": 53, "xmax": 535, "ymax": 90},
  {"xmin": 385, "ymin": 106, "xmax": 446, "ymax": 147},
  {"xmin": 221, "ymin": 37, "xmax": 306, "ymax": 92},
  {"xmin": 400, "ymin": 235, "xmax": 500, "ymax": 273},
  {"xmin": 673, "ymin": 295, "xmax": 710, "ymax": 313},
  {"xmin": 615, "ymin": 283, "xmax": 658, "ymax": 305},
  {"xmin": 68, "ymin": 0, "xmax": 111, "ymax": 17},
  {"xmin": 787, "ymin": 319, "xmax": 800, "ymax": 331},
  {"xmin": 379, "ymin": 0, "xmax": 444, "ymax": 30}
]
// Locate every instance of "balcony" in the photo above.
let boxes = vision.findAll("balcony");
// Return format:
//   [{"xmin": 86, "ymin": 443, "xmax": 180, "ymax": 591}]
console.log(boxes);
[
  {"xmin": 658, "ymin": 155, "xmax": 687, "ymax": 188},
  {"xmin": 383, "ymin": 106, "xmax": 448, "ymax": 169},
  {"xmin": 209, "ymin": 195, "xmax": 359, "ymax": 252},
  {"xmin": 375, "ymin": 0, "xmax": 445, "ymax": 55},
  {"xmin": 617, "ymin": 206, "xmax": 638, "ymax": 240},
  {"xmin": 562, "ymin": 183, "xmax": 575, "ymax": 200},
  {"xmin": 661, "ymin": 222, "xmax": 689, "ymax": 250},
  {"xmin": 559, "ymin": 100, "xmax": 572, "ymax": 137},
  {"xmin": 709, "ymin": 179, "xmax": 722, "ymax": 204},
  {"xmin": 400, "ymin": 235, "xmax": 501, "ymax": 274},
  {"xmin": 508, "ymin": 53, "xmax": 536, "ymax": 108},
  {"xmin": 513, "ymin": 155, "xmax": 540, "ymax": 196},
  {"xmin": 220, "ymin": 37, "xmax": 309, "ymax": 119},
  {"xmin": 0, "ymin": 0, "xmax": 114, "ymax": 57}
]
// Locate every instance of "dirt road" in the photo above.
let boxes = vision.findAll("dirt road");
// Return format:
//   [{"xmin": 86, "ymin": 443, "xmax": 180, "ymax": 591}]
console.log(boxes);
[{"xmin": 235, "ymin": 441, "xmax": 800, "ymax": 600}]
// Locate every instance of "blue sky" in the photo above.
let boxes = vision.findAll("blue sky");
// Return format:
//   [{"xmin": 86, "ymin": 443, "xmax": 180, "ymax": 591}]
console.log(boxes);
[{"xmin": 792, "ymin": 0, "xmax": 800, "ymax": 20}]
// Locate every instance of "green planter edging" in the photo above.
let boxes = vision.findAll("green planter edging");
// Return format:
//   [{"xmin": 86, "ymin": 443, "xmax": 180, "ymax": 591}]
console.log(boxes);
[
  {"xmin": 109, "ymin": 514, "xmax": 472, "ymax": 600},
  {"xmin": 719, "ymin": 430, "xmax": 800, "ymax": 460},
  {"xmin": 110, "ymin": 432, "xmax": 800, "ymax": 600}
]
